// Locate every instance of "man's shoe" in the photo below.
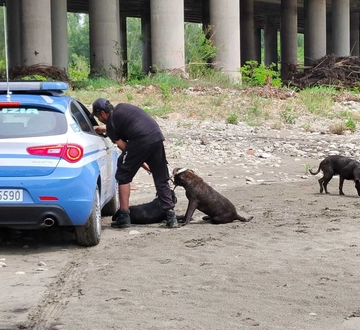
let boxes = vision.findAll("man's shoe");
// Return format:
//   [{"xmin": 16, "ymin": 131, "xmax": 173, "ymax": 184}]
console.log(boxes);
[
  {"xmin": 111, "ymin": 210, "xmax": 131, "ymax": 228},
  {"xmin": 166, "ymin": 210, "xmax": 178, "ymax": 228}
]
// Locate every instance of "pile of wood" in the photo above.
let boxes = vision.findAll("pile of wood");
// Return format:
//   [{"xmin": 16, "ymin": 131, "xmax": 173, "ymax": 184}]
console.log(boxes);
[
  {"xmin": 289, "ymin": 54, "xmax": 360, "ymax": 90},
  {"xmin": 9, "ymin": 64, "xmax": 69, "ymax": 81}
]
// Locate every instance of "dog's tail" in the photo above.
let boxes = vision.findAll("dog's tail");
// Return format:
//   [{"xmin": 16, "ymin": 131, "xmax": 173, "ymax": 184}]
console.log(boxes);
[
  {"xmin": 309, "ymin": 165, "xmax": 321, "ymax": 175},
  {"xmin": 236, "ymin": 213, "xmax": 253, "ymax": 222}
]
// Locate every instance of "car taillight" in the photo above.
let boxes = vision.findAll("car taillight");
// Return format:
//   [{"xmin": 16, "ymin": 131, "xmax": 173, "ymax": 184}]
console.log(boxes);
[{"xmin": 27, "ymin": 144, "xmax": 84, "ymax": 163}]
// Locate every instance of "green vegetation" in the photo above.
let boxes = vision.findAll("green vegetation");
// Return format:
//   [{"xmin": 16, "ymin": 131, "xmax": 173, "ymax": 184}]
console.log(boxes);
[
  {"xmin": 128, "ymin": 71, "xmax": 189, "ymax": 89},
  {"xmin": 298, "ymin": 86, "xmax": 337, "ymax": 116},
  {"xmin": 185, "ymin": 24, "xmax": 217, "ymax": 77},
  {"xmin": 143, "ymin": 104, "xmax": 173, "ymax": 117},
  {"xmin": 240, "ymin": 60, "xmax": 282, "ymax": 87},
  {"xmin": 280, "ymin": 106, "xmax": 296, "ymax": 124},
  {"xmin": 68, "ymin": 54, "xmax": 89, "ymax": 81},
  {"xmin": 345, "ymin": 119, "xmax": 356, "ymax": 132},
  {"xmin": 67, "ymin": 13, "xmax": 90, "ymax": 64},
  {"xmin": 226, "ymin": 112, "xmax": 238, "ymax": 125}
]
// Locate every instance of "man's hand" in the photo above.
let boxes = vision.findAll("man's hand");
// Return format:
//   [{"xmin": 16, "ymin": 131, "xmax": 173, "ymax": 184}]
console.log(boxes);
[
  {"xmin": 142, "ymin": 162, "xmax": 151, "ymax": 174},
  {"xmin": 94, "ymin": 125, "xmax": 107, "ymax": 134}
]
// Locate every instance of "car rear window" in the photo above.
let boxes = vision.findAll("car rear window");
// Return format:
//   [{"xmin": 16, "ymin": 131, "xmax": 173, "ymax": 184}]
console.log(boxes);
[{"xmin": 0, "ymin": 107, "xmax": 67, "ymax": 138}]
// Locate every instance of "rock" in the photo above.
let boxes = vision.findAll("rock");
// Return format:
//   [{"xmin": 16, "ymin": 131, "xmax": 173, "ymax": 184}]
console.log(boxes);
[{"xmin": 129, "ymin": 230, "xmax": 141, "ymax": 236}]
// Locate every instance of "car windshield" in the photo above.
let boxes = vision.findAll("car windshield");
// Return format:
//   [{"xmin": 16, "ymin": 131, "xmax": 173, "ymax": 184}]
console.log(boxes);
[{"xmin": 0, "ymin": 107, "xmax": 67, "ymax": 138}]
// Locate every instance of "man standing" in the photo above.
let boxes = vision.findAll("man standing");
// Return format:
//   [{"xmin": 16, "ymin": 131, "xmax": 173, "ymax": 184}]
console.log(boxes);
[{"xmin": 91, "ymin": 98, "xmax": 178, "ymax": 229}]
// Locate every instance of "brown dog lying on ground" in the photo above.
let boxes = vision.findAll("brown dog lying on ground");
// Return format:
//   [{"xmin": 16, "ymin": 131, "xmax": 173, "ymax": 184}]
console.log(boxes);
[
  {"xmin": 173, "ymin": 167, "xmax": 253, "ymax": 225},
  {"xmin": 309, "ymin": 155, "xmax": 360, "ymax": 196},
  {"xmin": 112, "ymin": 190, "xmax": 177, "ymax": 225}
]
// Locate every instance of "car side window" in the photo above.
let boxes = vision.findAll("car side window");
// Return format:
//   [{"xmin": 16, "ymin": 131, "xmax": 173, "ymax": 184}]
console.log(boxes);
[
  {"xmin": 76, "ymin": 100, "xmax": 99, "ymax": 127},
  {"xmin": 70, "ymin": 101, "xmax": 93, "ymax": 133}
]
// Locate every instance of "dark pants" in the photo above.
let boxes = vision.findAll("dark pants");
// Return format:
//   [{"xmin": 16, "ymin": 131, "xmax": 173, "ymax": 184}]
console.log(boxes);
[{"xmin": 115, "ymin": 141, "xmax": 175, "ymax": 211}]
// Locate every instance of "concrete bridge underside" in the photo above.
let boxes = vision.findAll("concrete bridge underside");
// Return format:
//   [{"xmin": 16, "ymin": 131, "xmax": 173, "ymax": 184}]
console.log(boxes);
[{"xmin": 3, "ymin": 0, "xmax": 360, "ymax": 81}]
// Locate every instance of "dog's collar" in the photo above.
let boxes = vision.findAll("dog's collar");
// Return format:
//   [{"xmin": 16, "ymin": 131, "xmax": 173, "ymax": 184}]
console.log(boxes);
[{"xmin": 175, "ymin": 168, "xmax": 187, "ymax": 175}]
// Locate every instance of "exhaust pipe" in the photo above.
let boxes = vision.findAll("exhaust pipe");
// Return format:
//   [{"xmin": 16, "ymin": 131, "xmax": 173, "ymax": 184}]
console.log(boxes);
[{"xmin": 42, "ymin": 218, "xmax": 55, "ymax": 227}]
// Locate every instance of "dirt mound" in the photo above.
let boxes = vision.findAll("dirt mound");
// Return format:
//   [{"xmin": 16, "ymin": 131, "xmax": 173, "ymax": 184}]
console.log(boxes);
[
  {"xmin": 289, "ymin": 54, "xmax": 360, "ymax": 90},
  {"xmin": 9, "ymin": 64, "xmax": 69, "ymax": 81}
]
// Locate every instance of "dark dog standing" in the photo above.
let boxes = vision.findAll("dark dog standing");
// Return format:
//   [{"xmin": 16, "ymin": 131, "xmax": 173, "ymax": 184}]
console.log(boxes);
[
  {"xmin": 173, "ymin": 168, "xmax": 253, "ymax": 225},
  {"xmin": 309, "ymin": 155, "xmax": 360, "ymax": 196},
  {"xmin": 112, "ymin": 190, "xmax": 177, "ymax": 224}
]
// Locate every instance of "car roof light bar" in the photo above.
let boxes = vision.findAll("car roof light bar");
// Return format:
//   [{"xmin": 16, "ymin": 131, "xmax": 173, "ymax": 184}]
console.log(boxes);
[{"xmin": 0, "ymin": 81, "xmax": 69, "ymax": 92}]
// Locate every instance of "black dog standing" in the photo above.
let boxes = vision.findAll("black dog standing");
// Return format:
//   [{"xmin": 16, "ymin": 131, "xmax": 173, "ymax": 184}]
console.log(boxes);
[{"xmin": 309, "ymin": 155, "xmax": 360, "ymax": 196}]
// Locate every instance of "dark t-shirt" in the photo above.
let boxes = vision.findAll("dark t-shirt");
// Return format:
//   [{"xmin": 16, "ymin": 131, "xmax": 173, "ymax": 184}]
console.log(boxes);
[{"xmin": 106, "ymin": 103, "xmax": 164, "ymax": 148}]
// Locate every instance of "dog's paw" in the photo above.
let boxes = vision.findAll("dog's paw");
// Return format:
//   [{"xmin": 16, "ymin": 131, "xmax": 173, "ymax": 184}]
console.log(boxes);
[{"xmin": 176, "ymin": 215, "xmax": 185, "ymax": 223}]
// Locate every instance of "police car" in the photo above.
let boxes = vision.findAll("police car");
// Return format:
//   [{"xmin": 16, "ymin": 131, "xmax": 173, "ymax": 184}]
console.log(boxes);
[{"xmin": 0, "ymin": 81, "xmax": 119, "ymax": 246}]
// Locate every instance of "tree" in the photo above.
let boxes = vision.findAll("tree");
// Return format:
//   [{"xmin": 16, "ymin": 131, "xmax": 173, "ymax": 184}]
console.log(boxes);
[
  {"xmin": 67, "ymin": 13, "xmax": 89, "ymax": 64},
  {"xmin": 126, "ymin": 17, "xmax": 143, "ymax": 79},
  {"xmin": 185, "ymin": 22, "xmax": 217, "ymax": 76}
]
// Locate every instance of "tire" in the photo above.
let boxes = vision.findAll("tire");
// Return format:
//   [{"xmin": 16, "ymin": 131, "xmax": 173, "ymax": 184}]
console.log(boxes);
[
  {"xmin": 75, "ymin": 186, "xmax": 102, "ymax": 247},
  {"xmin": 101, "ymin": 183, "xmax": 119, "ymax": 216}
]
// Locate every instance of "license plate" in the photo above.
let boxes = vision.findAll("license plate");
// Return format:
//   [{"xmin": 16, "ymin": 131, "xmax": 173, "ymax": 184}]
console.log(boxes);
[{"xmin": 0, "ymin": 189, "xmax": 23, "ymax": 202}]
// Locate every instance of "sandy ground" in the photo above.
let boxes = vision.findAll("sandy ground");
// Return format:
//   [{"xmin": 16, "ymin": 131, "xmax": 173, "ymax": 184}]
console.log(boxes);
[{"xmin": 1, "ymin": 120, "xmax": 360, "ymax": 330}]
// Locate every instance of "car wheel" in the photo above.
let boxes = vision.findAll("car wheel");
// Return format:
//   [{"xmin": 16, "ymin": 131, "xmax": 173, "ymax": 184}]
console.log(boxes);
[
  {"xmin": 75, "ymin": 185, "xmax": 101, "ymax": 247},
  {"xmin": 101, "ymin": 183, "xmax": 119, "ymax": 216}
]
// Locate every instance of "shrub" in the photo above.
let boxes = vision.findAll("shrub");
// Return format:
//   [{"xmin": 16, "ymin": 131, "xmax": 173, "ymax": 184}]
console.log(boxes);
[
  {"xmin": 185, "ymin": 23, "xmax": 217, "ymax": 78},
  {"xmin": 329, "ymin": 122, "xmax": 346, "ymax": 135},
  {"xmin": 68, "ymin": 54, "xmax": 90, "ymax": 81},
  {"xmin": 226, "ymin": 112, "xmax": 238, "ymax": 125},
  {"xmin": 240, "ymin": 60, "xmax": 281, "ymax": 87},
  {"xmin": 345, "ymin": 119, "xmax": 356, "ymax": 132},
  {"xmin": 281, "ymin": 106, "xmax": 296, "ymax": 124}
]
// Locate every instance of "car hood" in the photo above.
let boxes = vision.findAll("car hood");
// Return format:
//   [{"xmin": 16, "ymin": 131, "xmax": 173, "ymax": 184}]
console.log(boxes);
[{"xmin": 0, "ymin": 136, "xmax": 67, "ymax": 177}]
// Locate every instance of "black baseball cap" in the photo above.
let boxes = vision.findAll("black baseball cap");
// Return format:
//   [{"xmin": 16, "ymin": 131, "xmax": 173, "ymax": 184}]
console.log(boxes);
[{"xmin": 90, "ymin": 98, "xmax": 111, "ymax": 117}]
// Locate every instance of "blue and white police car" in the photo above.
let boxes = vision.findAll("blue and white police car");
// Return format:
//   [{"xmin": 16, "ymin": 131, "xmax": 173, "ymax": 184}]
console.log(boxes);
[{"xmin": 0, "ymin": 81, "xmax": 119, "ymax": 246}]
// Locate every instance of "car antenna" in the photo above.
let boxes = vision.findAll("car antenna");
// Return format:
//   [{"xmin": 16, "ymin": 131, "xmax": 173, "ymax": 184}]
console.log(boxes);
[{"xmin": 2, "ymin": 4, "xmax": 10, "ymax": 100}]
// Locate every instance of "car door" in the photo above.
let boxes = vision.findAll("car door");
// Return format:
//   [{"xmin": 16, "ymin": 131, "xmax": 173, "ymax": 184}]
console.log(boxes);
[{"xmin": 70, "ymin": 100, "xmax": 113, "ymax": 204}]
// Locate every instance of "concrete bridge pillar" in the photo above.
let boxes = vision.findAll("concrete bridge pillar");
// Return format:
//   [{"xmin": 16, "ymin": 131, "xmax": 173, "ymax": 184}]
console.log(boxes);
[
  {"xmin": 304, "ymin": 0, "xmax": 326, "ymax": 66},
  {"xmin": 89, "ymin": 0, "xmax": 120, "ymax": 78},
  {"xmin": 51, "ymin": 0, "xmax": 68, "ymax": 71},
  {"xmin": 141, "ymin": 3, "xmax": 152, "ymax": 74},
  {"xmin": 120, "ymin": 13, "xmax": 127, "ymax": 78},
  {"xmin": 350, "ymin": 12, "xmax": 359, "ymax": 55},
  {"xmin": 150, "ymin": 0, "xmax": 185, "ymax": 72},
  {"xmin": 6, "ymin": 0, "xmax": 21, "ymax": 69},
  {"xmin": 254, "ymin": 25, "xmax": 262, "ymax": 64},
  {"xmin": 264, "ymin": 16, "xmax": 278, "ymax": 69},
  {"xmin": 326, "ymin": 14, "xmax": 332, "ymax": 55},
  {"xmin": 209, "ymin": 0, "xmax": 241, "ymax": 79},
  {"xmin": 280, "ymin": 0, "xmax": 298, "ymax": 81},
  {"xmin": 332, "ymin": 0, "xmax": 350, "ymax": 56},
  {"xmin": 240, "ymin": 0, "xmax": 255, "ymax": 66},
  {"xmin": 21, "ymin": 0, "xmax": 52, "ymax": 66}
]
